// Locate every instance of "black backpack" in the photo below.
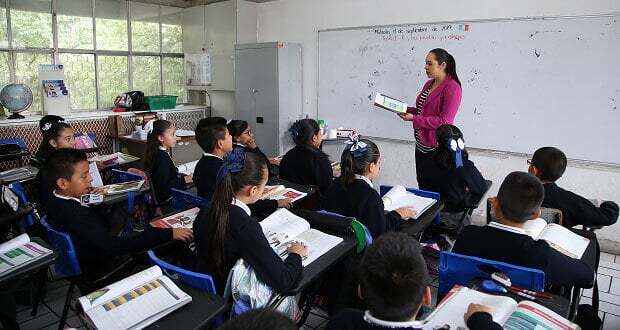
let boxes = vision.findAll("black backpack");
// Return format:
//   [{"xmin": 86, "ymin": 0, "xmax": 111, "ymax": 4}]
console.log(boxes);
[{"xmin": 127, "ymin": 91, "xmax": 147, "ymax": 112}]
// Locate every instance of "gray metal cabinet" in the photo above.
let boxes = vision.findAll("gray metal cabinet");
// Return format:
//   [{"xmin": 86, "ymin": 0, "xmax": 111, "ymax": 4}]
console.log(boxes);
[{"xmin": 234, "ymin": 42, "xmax": 302, "ymax": 157}]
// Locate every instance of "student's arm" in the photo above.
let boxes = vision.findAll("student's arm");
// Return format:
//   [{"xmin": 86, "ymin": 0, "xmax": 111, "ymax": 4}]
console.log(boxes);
[
  {"xmin": 565, "ymin": 190, "xmax": 619, "ymax": 227},
  {"xmin": 249, "ymin": 199, "xmax": 278, "ymax": 220},
  {"xmin": 541, "ymin": 241, "xmax": 595, "ymax": 288},
  {"xmin": 71, "ymin": 208, "xmax": 173, "ymax": 256},
  {"xmin": 411, "ymin": 83, "xmax": 462, "ymax": 130},
  {"xmin": 239, "ymin": 219, "xmax": 303, "ymax": 293},
  {"xmin": 459, "ymin": 161, "xmax": 487, "ymax": 196},
  {"xmin": 314, "ymin": 155, "xmax": 334, "ymax": 194},
  {"xmin": 466, "ymin": 312, "xmax": 503, "ymax": 330},
  {"xmin": 361, "ymin": 194, "xmax": 400, "ymax": 237}
]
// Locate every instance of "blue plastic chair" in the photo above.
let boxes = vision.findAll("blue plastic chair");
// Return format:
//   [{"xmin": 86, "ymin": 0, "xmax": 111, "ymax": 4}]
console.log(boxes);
[
  {"xmin": 40, "ymin": 217, "xmax": 81, "ymax": 329},
  {"xmin": 171, "ymin": 188, "xmax": 209, "ymax": 210},
  {"xmin": 8, "ymin": 182, "xmax": 35, "ymax": 228},
  {"xmin": 439, "ymin": 251, "xmax": 545, "ymax": 296},
  {"xmin": 110, "ymin": 169, "xmax": 143, "ymax": 184},
  {"xmin": 0, "ymin": 138, "xmax": 27, "ymax": 151},
  {"xmin": 380, "ymin": 185, "xmax": 441, "ymax": 225},
  {"xmin": 147, "ymin": 250, "xmax": 217, "ymax": 294},
  {"xmin": 147, "ymin": 250, "xmax": 229, "ymax": 325}
]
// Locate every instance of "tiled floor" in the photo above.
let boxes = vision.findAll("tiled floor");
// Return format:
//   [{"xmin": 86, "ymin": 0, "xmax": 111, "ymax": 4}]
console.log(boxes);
[{"xmin": 16, "ymin": 253, "xmax": 620, "ymax": 329}]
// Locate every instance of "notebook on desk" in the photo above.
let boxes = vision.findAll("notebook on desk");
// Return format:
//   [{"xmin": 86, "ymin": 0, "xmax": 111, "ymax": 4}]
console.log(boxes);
[
  {"xmin": 177, "ymin": 160, "xmax": 198, "ymax": 176},
  {"xmin": 260, "ymin": 185, "xmax": 308, "ymax": 203},
  {"xmin": 78, "ymin": 266, "xmax": 191, "ymax": 330},
  {"xmin": 151, "ymin": 207, "xmax": 200, "ymax": 229},
  {"xmin": 0, "ymin": 167, "xmax": 35, "ymax": 182},
  {"xmin": 0, "ymin": 234, "xmax": 53, "ymax": 278}
]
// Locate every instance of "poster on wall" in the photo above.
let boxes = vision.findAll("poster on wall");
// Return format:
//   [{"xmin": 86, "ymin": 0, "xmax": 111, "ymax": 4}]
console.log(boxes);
[{"xmin": 185, "ymin": 49, "xmax": 212, "ymax": 86}]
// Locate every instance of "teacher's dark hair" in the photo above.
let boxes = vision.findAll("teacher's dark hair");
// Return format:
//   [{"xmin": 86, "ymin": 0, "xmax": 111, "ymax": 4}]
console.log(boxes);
[
  {"xmin": 430, "ymin": 48, "xmax": 461, "ymax": 86},
  {"xmin": 434, "ymin": 124, "xmax": 469, "ymax": 169},
  {"xmin": 340, "ymin": 138, "xmax": 380, "ymax": 186}
]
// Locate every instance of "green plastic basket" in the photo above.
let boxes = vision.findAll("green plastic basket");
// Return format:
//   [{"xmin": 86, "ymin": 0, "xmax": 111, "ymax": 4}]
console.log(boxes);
[{"xmin": 145, "ymin": 95, "xmax": 178, "ymax": 110}]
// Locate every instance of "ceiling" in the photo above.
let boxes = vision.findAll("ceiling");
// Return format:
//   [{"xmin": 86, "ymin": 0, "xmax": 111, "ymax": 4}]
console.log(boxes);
[{"xmin": 132, "ymin": 0, "xmax": 277, "ymax": 8}]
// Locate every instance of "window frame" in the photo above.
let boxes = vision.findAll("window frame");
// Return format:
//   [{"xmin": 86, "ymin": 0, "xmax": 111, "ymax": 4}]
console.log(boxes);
[{"xmin": 0, "ymin": 0, "xmax": 185, "ymax": 113}]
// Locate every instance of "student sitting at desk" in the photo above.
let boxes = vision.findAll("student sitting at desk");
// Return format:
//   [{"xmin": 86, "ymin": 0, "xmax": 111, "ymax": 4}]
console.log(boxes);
[
  {"xmin": 143, "ymin": 120, "xmax": 192, "ymax": 204},
  {"xmin": 193, "ymin": 151, "xmax": 307, "ymax": 293},
  {"xmin": 279, "ymin": 119, "xmax": 333, "ymax": 194},
  {"xmin": 33, "ymin": 120, "xmax": 76, "ymax": 211},
  {"xmin": 43, "ymin": 149, "xmax": 193, "ymax": 287},
  {"xmin": 227, "ymin": 119, "xmax": 272, "ymax": 175},
  {"xmin": 417, "ymin": 125, "xmax": 486, "ymax": 244},
  {"xmin": 528, "ymin": 147, "xmax": 619, "ymax": 228},
  {"xmin": 322, "ymin": 137, "xmax": 415, "ymax": 238},
  {"xmin": 327, "ymin": 232, "xmax": 501, "ymax": 330},
  {"xmin": 194, "ymin": 118, "xmax": 290, "ymax": 217},
  {"xmin": 193, "ymin": 117, "xmax": 233, "ymax": 199},
  {"xmin": 453, "ymin": 171, "xmax": 594, "ymax": 288}
]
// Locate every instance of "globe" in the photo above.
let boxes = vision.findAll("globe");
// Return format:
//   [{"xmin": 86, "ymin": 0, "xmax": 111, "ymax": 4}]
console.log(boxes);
[{"xmin": 0, "ymin": 83, "xmax": 33, "ymax": 119}]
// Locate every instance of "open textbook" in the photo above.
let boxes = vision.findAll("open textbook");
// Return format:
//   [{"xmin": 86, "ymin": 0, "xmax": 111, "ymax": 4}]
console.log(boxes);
[
  {"xmin": 78, "ymin": 266, "xmax": 191, "ymax": 330},
  {"xmin": 521, "ymin": 218, "xmax": 590, "ymax": 259},
  {"xmin": 103, "ymin": 180, "xmax": 145, "ymax": 195},
  {"xmin": 177, "ymin": 160, "xmax": 198, "ymax": 176},
  {"xmin": 0, "ymin": 234, "xmax": 53, "ymax": 277},
  {"xmin": 151, "ymin": 207, "xmax": 200, "ymax": 229},
  {"xmin": 423, "ymin": 286, "xmax": 579, "ymax": 330},
  {"xmin": 260, "ymin": 209, "xmax": 343, "ymax": 267},
  {"xmin": 382, "ymin": 185, "xmax": 436, "ymax": 220},
  {"xmin": 260, "ymin": 185, "xmax": 308, "ymax": 203}
]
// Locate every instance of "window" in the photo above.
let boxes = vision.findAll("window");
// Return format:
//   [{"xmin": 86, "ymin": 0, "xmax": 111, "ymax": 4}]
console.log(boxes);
[
  {"xmin": 95, "ymin": 0, "xmax": 127, "ymax": 51},
  {"xmin": 0, "ymin": 3, "xmax": 8, "ymax": 48},
  {"xmin": 161, "ymin": 6, "xmax": 183, "ymax": 53},
  {"xmin": 10, "ymin": 0, "xmax": 53, "ymax": 49},
  {"xmin": 163, "ymin": 57, "xmax": 185, "ymax": 102},
  {"xmin": 98, "ymin": 55, "xmax": 128, "ymax": 108},
  {"xmin": 59, "ymin": 54, "xmax": 96, "ymax": 109},
  {"xmin": 0, "ymin": 52, "xmax": 10, "ymax": 87},
  {"xmin": 0, "ymin": 0, "xmax": 185, "ymax": 113},
  {"xmin": 131, "ymin": 2, "xmax": 160, "ymax": 53},
  {"xmin": 133, "ymin": 56, "xmax": 161, "ymax": 97},
  {"xmin": 14, "ymin": 52, "xmax": 53, "ymax": 113},
  {"xmin": 57, "ymin": 0, "xmax": 93, "ymax": 50}
]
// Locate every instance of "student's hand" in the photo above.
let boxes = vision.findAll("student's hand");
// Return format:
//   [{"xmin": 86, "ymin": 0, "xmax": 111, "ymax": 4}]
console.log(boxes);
[
  {"xmin": 90, "ymin": 186, "xmax": 108, "ymax": 195},
  {"xmin": 172, "ymin": 228, "xmax": 194, "ymax": 242},
  {"xmin": 395, "ymin": 207, "xmax": 417, "ymax": 219},
  {"xmin": 277, "ymin": 198, "xmax": 293, "ymax": 209},
  {"xmin": 398, "ymin": 113, "xmax": 414, "ymax": 121},
  {"xmin": 287, "ymin": 241, "xmax": 309, "ymax": 258},
  {"xmin": 464, "ymin": 303, "xmax": 494, "ymax": 323},
  {"xmin": 184, "ymin": 174, "xmax": 193, "ymax": 183},
  {"xmin": 247, "ymin": 138, "xmax": 258, "ymax": 149}
]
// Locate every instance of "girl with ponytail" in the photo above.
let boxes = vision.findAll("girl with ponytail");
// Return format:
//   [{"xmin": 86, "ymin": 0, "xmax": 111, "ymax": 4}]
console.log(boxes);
[
  {"xmin": 398, "ymin": 48, "xmax": 463, "ymax": 185},
  {"xmin": 322, "ymin": 136, "xmax": 415, "ymax": 238},
  {"xmin": 143, "ymin": 119, "xmax": 192, "ymax": 203},
  {"xmin": 193, "ymin": 149, "xmax": 306, "ymax": 293},
  {"xmin": 279, "ymin": 119, "xmax": 333, "ymax": 194},
  {"xmin": 417, "ymin": 124, "xmax": 486, "ymax": 246}
]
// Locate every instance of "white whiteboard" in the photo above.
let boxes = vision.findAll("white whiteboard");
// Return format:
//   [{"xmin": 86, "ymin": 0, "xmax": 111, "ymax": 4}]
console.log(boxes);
[{"xmin": 318, "ymin": 15, "xmax": 620, "ymax": 164}]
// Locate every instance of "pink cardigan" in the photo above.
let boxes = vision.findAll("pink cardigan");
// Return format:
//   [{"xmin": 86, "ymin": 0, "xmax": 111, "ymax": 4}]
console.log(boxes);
[{"xmin": 406, "ymin": 77, "xmax": 462, "ymax": 148}]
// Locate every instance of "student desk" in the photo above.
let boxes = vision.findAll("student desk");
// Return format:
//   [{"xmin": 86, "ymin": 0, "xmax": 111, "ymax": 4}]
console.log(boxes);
[
  {"xmin": 103, "ymin": 184, "xmax": 151, "ymax": 206},
  {"xmin": 0, "ymin": 165, "xmax": 38, "ymax": 184},
  {"xmin": 0, "ymin": 238, "xmax": 56, "ymax": 284},
  {"xmin": 399, "ymin": 200, "xmax": 444, "ymax": 237},
  {"xmin": 267, "ymin": 177, "xmax": 318, "ymax": 210},
  {"xmin": 145, "ymin": 284, "xmax": 228, "ymax": 330}
]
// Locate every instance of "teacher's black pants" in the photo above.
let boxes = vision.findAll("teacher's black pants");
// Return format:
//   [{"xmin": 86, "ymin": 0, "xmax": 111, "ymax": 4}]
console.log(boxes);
[{"xmin": 415, "ymin": 149, "xmax": 433, "ymax": 187}]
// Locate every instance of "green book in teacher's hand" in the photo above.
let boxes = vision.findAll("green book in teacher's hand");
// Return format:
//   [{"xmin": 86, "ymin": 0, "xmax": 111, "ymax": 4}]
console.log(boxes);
[{"xmin": 374, "ymin": 93, "xmax": 408, "ymax": 114}]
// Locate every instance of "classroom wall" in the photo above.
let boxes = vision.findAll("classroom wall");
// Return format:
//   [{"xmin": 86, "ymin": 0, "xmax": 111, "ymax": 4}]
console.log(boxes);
[{"xmin": 256, "ymin": 0, "xmax": 620, "ymax": 252}]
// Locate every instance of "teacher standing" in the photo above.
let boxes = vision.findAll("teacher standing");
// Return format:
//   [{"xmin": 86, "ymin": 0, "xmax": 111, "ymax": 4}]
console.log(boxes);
[{"xmin": 398, "ymin": 48, "xmax": 462, "ymax": 184}]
